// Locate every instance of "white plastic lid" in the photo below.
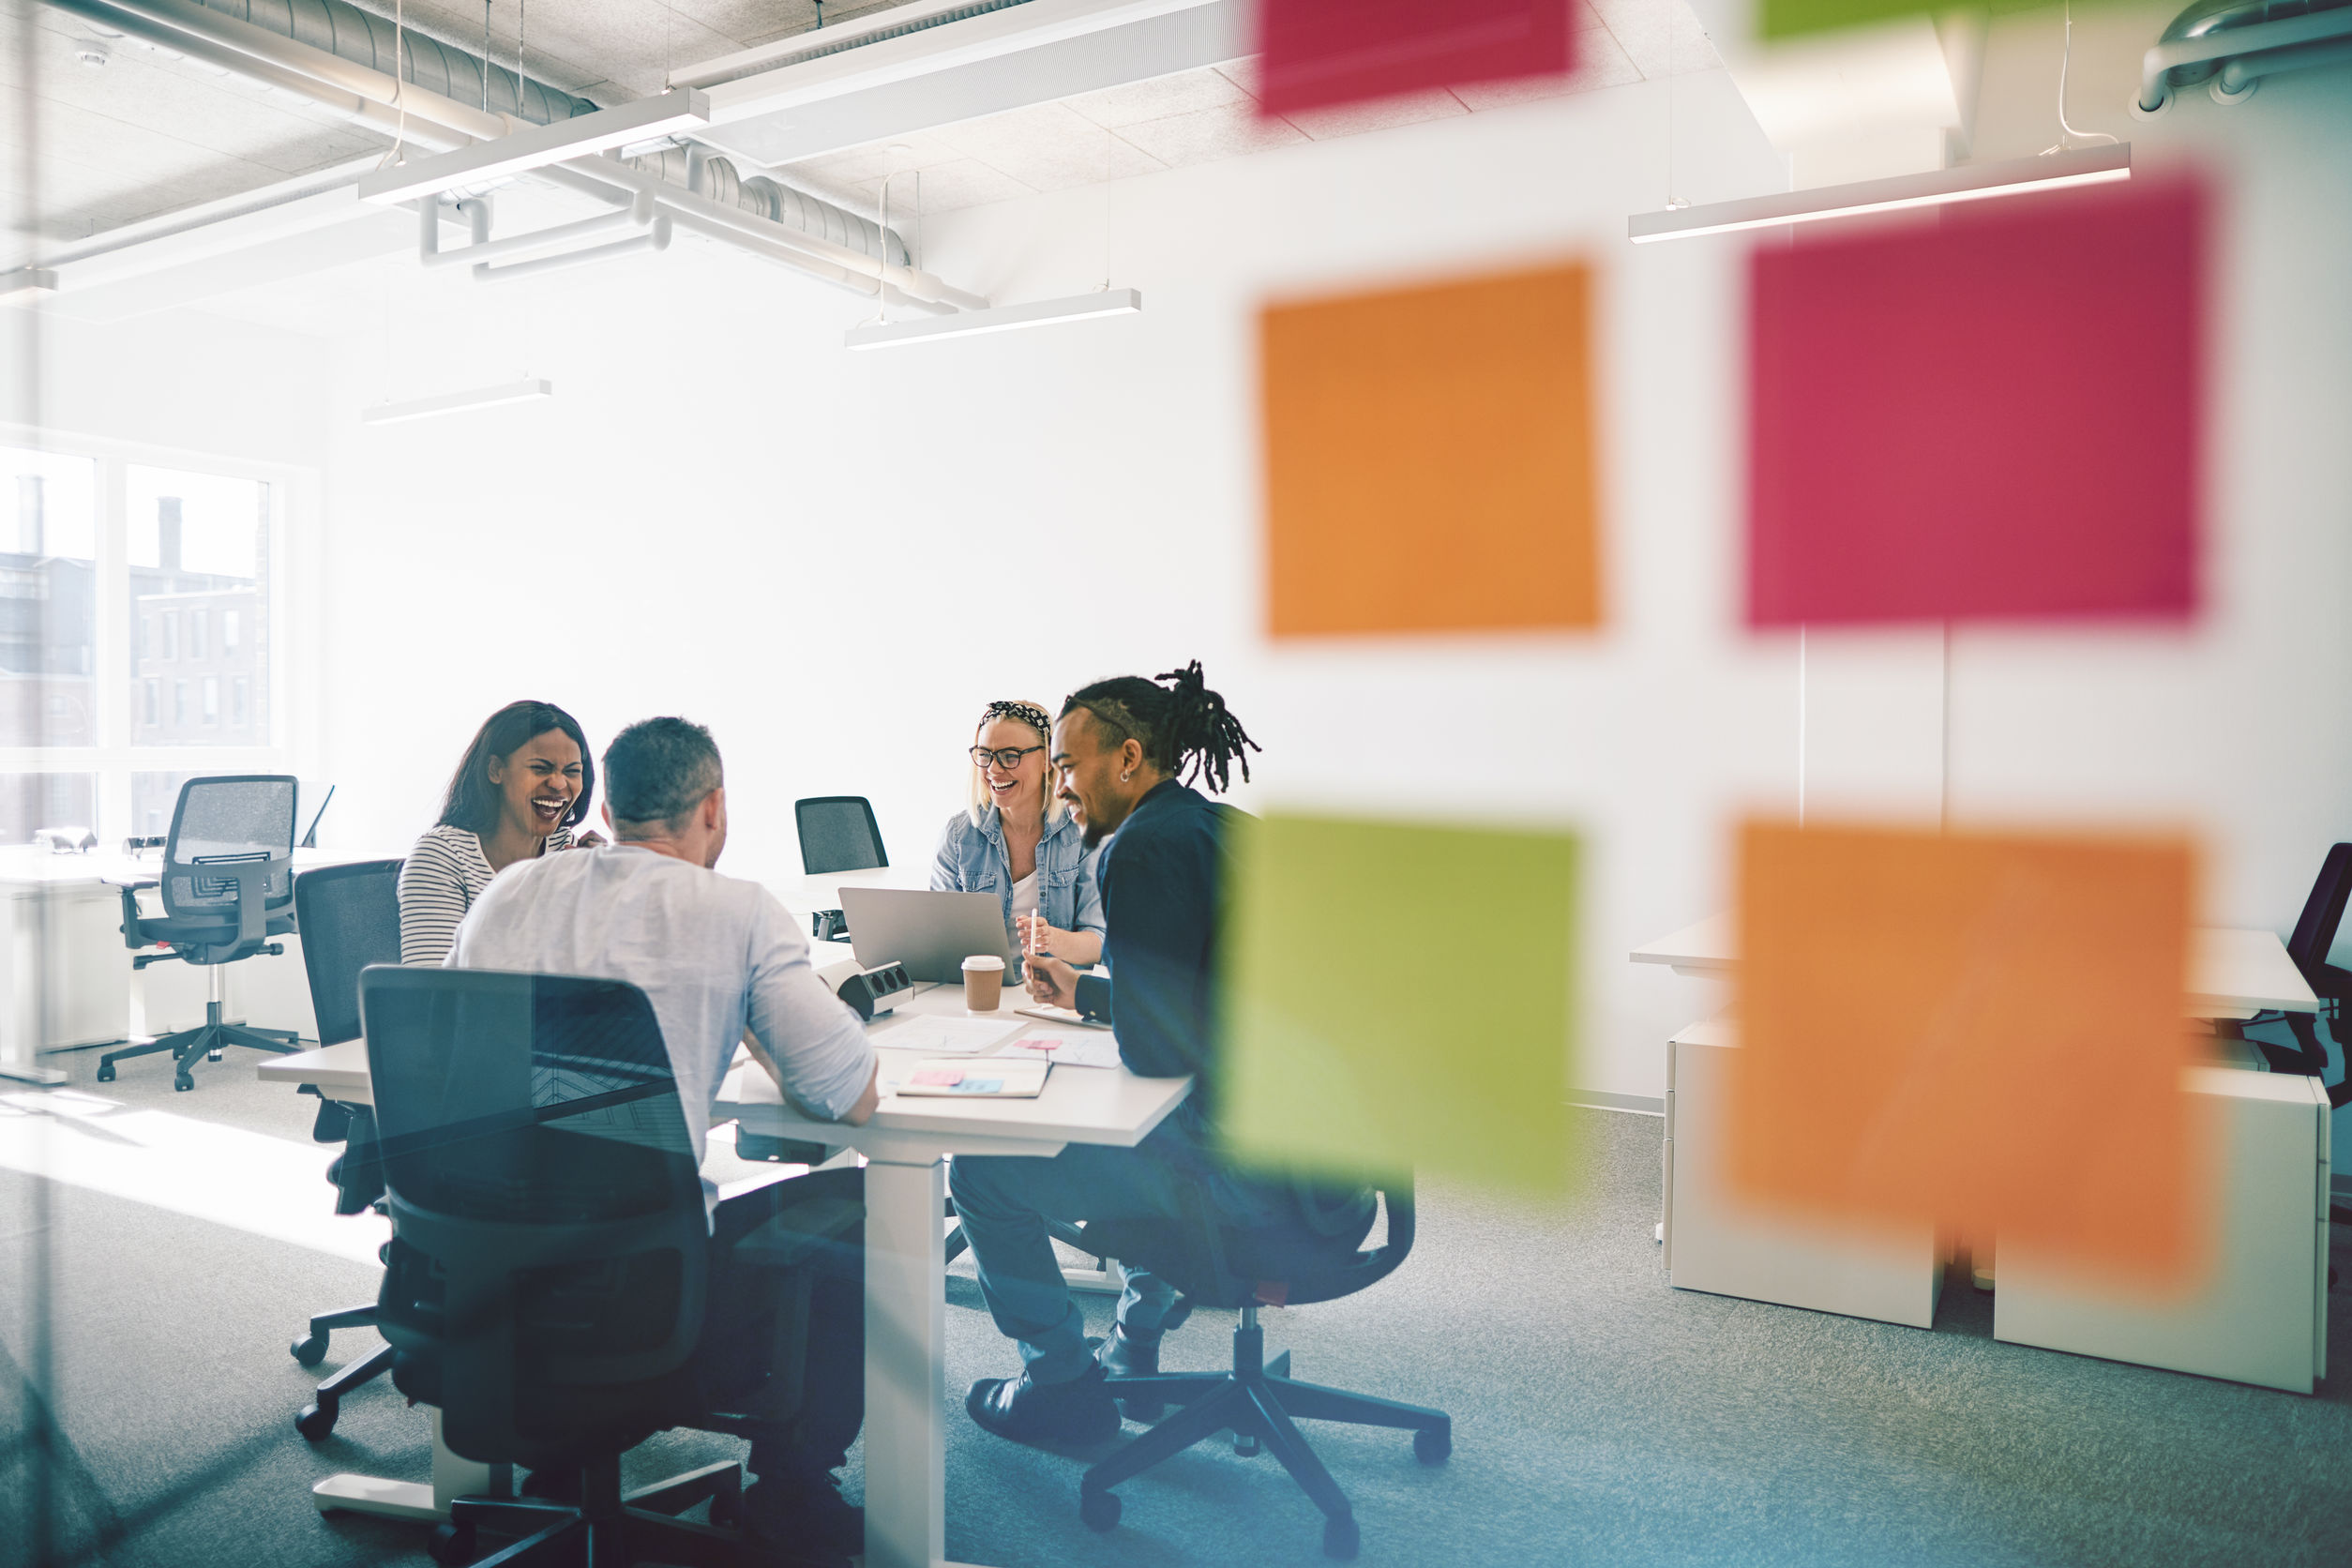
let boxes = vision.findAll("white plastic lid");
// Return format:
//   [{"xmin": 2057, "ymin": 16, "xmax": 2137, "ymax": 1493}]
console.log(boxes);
[{"xmin": 961, "ymin": 954, "xmax": 1005, "ymax": 971}]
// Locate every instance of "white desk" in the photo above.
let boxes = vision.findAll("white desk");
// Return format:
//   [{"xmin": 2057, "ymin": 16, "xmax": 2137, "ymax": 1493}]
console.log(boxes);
[
  {"xmin": 262, "ymin": 981, "xmax": 1192, "ymax": 1568},
  {"xmin": 1636, "ymin": 914, "xmax": 2330, "ymax": 1390},
  {"xmin": 715, "ymin": 983, "xmax": 1190, "ymax": 1568},
  {"xmin": 1629, "ymin": 911, "xmax": 2322, "ymax": 1018}
]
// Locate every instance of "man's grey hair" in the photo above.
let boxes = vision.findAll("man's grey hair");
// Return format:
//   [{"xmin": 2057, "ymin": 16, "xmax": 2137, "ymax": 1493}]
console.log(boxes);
[{"xmin": 603, "ymin": 716, "xmax": 723, "ymax": 833}]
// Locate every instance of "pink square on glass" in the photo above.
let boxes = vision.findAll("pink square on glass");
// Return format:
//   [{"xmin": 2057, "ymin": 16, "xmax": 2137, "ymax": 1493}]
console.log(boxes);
[
  {"xmin": 1257, "ymin": 0, "xmax": 1576, "ymax": 116},
  {"xmin": 1747, "ymin": 178, "xmax": 2206, "ymax": 628}
]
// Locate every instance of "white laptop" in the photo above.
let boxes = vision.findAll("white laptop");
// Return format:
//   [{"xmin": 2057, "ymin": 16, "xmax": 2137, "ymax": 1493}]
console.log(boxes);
[{"xmin": 837, "ymin": 887, "xmax": 1020, "ymax": 984}]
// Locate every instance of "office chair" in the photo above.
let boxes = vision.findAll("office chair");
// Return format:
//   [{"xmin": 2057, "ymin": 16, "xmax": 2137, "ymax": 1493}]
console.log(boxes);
[
  {"xmin": 794, "ymin": 796, "xmax": 886, "ymax": 875},
  {"xmin": 286, "ymin": 858, "xmax": 403, "ymax": 1443},
  {"xmin": 362, "ymin": 966, "xmax": 857, "ymax": 1568},
  {"xmin": 1076, "ymin": 1179, "xmax": 1450, "ymax": 1561},
  {"xmin": 2232, "ymin": 843, "xmax": 2352, "ymax": 1111},
  {"xmin": 97, "ymin": 775, "xmax": 303, "ymax": 1092}
]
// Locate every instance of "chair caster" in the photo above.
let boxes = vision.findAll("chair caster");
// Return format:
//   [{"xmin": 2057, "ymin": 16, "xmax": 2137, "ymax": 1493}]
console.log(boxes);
[
  {"xmin": 1234, "ymin": 1432, "xmax": 1262, "ymax": 1457},
  {"xmin": 1413, "ymin": 1425, "xmax": 1451, "ymax": 1465},
  {"xmin": 294, "ymin": 1401, "xmax": 337, "ymax": 1441},
  {"xmin": 707, "ymin": 1485, "xmax": 741, "ymax": 1530},
  {"xmin": 173, "ymin": 1077, "xmax": 193, "ymax": 1093},
  {"xmin": 1078, "ymin": 1486, "xmax": 1121, "ymax": 1532},
  {"xmin": 291, "ymin": 1334, "xmax": 327, "ymax": 1367},
  {"xmin": 1321, "ymin": 1513, "xmax": 1359, "ymax": 1560},
  {"xmin": 427, "ymin": 1521, "xmax": 477, "ymax": 1566},
  {"xmin": 95, "ymin": 1063, "xmax": 115, "ymax": 1082},
  {"xmin": 207, "ymin": 1048, "xmax": 223, "ymax": 1062}
]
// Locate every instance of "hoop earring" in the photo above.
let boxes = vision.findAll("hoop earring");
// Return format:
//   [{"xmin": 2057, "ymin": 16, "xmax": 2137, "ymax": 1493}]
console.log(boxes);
[{"xmin": 1120, "ymin": 771, "xmax": 1132, "ymax": 783}]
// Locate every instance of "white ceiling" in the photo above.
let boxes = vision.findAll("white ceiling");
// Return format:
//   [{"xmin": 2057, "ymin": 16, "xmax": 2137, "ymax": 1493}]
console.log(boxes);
[{"xmin": 773, "ymin": 1, "xmax": 1722, "ymax": 220}]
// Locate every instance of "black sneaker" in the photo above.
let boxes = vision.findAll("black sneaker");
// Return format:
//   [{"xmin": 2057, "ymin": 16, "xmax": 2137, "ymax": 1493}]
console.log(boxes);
[
  {"xmin": 1099, "ymin": 1326, "xmax": 1164, "ymax": 1423},
  {"xmin": 742, "ymin": 1471, "xmax": 861, "ymax": 1567},
  {"xmin": 965, "ymin": 1360, "xmax": 1122, "ymax": 1445}
]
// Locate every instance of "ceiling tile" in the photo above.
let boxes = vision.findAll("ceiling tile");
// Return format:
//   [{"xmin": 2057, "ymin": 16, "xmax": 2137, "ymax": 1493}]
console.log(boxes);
[
  {"xmin": 934, "ymin": 101, "xmax": 1165, "ymax": 190},
  {"xmin": 888, "ymin": 157, "xmax": 1033, "ymax": 213},
  {"xmin": 1589, "ymin": 0, "xmax": 1723, "ymax": 80},
  {"xmin": 1279, "ymin": 88, "xmax": 1470, "ymax": 142},
  {"xmin": 1108, "ymin": 100, "xmax": 1307, "ymax": 170},
  {"xmin": 1064, "ymin": 65, "xmax": 1256, "ymax": 129}
]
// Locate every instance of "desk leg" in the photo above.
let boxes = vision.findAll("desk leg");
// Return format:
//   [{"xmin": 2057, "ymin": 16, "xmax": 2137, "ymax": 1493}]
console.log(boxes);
[
  {"xmin": 867, "ymin": 1154, "xmax": 949, "ymax": 1568},
  {"xmin": 312, "ymin": 1407, "xmax": 504, "ymax": 1522}
]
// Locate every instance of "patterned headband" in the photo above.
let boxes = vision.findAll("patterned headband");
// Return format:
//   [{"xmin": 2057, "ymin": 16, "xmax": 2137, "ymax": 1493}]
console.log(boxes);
[{"xmin": 981, "ymin": 701, "xmax": 1054, "ymax": 743}]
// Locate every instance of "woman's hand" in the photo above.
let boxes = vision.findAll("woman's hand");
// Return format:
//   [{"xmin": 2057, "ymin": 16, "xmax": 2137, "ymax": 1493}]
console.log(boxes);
[
  {"xmin": 571, "ymin": 829, "xmax": 608, "ymax": 849},
  {"xmin": 1025, "ymin": 954, "xmax": 1078, "ymax": 1011},
  {"xmin": 1013, "ymin": 914, "xmax": 1072, "ymax": 957}
]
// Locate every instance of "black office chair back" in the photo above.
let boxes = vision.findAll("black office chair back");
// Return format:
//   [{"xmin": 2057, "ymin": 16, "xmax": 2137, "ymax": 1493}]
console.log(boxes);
[
  {"xmin": 159, "ymin": 775, "xmax": 296, "ymax": 947},
  {"xmin": 361, "ymin": 967, "xmax": 707, "ymax": 1468},
  {"xmin": 795, "ymin": 795, "xmax": 887, "ymax": 875},
  {"xmin": 1082, "ymin": 1178, "xmax": 1407, "ymax": 1311},
  {"xmin": 293, "ymin": 859, "xmax": 402, "ymax": 1047},
  {"xmin": 2286, "ymin": 843, "xmax": 2352, "ymax": 989}
]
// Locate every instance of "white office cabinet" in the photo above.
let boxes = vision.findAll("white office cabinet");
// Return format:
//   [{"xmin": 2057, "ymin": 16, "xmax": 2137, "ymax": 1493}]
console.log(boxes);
[
  {"xmin": 1665, "ymin": 1018, "xmax": 1945, "ymax": 1328},
  {"xmin": 1995, "ymin": 1068, "xmax": 2329, "ymax": 1395}
]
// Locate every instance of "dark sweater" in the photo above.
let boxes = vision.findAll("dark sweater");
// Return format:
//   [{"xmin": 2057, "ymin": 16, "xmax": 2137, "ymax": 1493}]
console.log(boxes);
[{"xmin": 1073, "ymin": 780, "xmax": 1229, "ymax": 1125}]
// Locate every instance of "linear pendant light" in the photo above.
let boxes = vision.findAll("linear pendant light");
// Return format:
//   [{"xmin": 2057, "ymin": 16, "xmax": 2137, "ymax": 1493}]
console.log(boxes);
[
  {"xmin": 845, "ymin": 288, "xmax": 1141, "ymax": 351},
  {"xmin": 0, "ymin": 267, "xmax": 58, "ymax": 306},
  {"xmin": 1628, "ymin": 143, "xmax": 2131, "ymax": 245},
  {"xmin": 361, "ymin": 379, "xmax": 552, "ymax": 426},
  {"xmin": 356, "ymin": 91, "xmax": 711, "ymax": 207}
]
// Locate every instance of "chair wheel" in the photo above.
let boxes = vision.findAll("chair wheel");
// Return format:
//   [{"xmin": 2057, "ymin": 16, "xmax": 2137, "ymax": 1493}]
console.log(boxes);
[
  {"xmin": 95, "ymin": 1063, "xmax": 114, "ymax": 1082},
  {"xmin": 173, "ymin": 1077, "xmax": 193, "ymax": 1093},
  {"xmin": 1078, "ymin": 1487, "xmax": 1121, "ymax": 1532},
  {"xmin": 427, "ymin": 1521, "xmax": 477, "ymax": 1566},
  {"xmin": 1414, "ymin": 1426, "xmax": 1451, "ymax": 1465},
  {"xmin": 294, "ymin": 1402, "xmax": 336, "ymax": 1441},
  {"xmin": 291, "ymin": 1334, "xmax": 327, "ymax": 1367},
  {"xmin": 1235, "ymin": 1433, "xmax": 1262, "ymax": 1457},
  {"xmin": 207, "ymin": 1048, "xmax": 223, "ymax": 1062},
  {"xmin": 1322, "ymin": 1514, "xmax": 1359, "ymax": 1560},
  {"xmin": 707, "ymin": 1486, "xmax": 741, "ymax": 1530}
]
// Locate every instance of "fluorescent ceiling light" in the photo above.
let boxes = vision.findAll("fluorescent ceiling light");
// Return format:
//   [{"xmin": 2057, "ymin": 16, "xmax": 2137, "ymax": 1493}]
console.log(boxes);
[
  {"xmin": 845, "ymin": 288, "xmax": 1140, "ymax": 350},
  {"xmin": 0, "ymin": 268, "xmax": 59, "ymax": 305},
  {"xmin": 1628, "ymin": 144, "xmax": 2131, "ymax": 245},
  {"xmin": 356, "ymin": 91, "xmax": 710, "ymax": 206},
  {"xmin": 361, "ymin": 379, "xmax": 552, "ymax": 426}
]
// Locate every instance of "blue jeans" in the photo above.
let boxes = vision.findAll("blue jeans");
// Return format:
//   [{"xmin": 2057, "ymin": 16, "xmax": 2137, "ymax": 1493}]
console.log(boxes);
[{"xmin": 951, "ymin": 1138, "xmax": 1265, "ymax": 1384}]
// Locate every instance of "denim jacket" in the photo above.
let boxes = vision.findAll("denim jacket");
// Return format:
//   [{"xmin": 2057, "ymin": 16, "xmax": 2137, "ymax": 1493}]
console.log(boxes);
[{"xmin": 930, "ymin": 807, "xmax": 1105, "ymax": 946}]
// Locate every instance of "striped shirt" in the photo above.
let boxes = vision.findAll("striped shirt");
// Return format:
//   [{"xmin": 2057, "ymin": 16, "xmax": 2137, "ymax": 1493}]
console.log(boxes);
[{"xmin": 397, "ymin": 822, "xmax": 574, "ymax": 965}]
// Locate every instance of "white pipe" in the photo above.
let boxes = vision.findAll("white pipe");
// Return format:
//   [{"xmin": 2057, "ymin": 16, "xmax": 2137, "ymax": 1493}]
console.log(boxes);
[{"xmin": 419, "ymin": 188, "xmax": 656, "ymax": 270}]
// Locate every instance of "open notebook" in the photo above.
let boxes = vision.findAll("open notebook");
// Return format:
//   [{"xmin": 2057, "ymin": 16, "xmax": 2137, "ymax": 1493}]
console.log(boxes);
[{"xmin": 889, "ymin": 1057, "xmax": 1051, "ymax": 1099}]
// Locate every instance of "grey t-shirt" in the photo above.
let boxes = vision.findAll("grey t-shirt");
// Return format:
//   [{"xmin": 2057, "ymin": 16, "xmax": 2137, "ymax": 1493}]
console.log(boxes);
[{"xmin": 445, "ymin": 843, "xmax": 874, "ymax": 1205}]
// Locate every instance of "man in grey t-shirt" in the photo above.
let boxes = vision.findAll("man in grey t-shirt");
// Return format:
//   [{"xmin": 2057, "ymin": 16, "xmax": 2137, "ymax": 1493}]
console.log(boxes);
[{"xmin": 448, "ymin": 716, "xmax": 877, "ymax": 1562}]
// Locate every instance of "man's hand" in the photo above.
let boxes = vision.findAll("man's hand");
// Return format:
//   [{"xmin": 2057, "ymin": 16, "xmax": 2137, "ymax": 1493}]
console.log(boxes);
[
  {"xmin": 1025, "ymin": 953, "xmax": 1078, "ymax": 1010},
  {"xmin": 570, "ymin": 829, "xmax": 609, "ymax": 849}
]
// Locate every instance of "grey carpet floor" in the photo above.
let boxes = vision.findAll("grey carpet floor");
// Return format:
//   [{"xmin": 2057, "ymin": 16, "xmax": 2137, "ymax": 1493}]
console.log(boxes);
[{"xmin": 4, "ymin": 1045, "xmax": 2349, "ymax": 1568}]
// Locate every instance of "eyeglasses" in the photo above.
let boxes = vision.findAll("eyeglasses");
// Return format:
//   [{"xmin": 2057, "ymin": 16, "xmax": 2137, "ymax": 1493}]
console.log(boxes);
[{"xmin": 970, "ymin": 745, "xmax": 1045, "ymax": 770}]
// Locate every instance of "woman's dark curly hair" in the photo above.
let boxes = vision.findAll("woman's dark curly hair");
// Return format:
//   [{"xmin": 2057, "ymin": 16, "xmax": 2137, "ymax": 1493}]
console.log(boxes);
[
  {"xmin": 436, "ymin": 701, "xmax": 596, "ymax": 836},
  {"xmin": 1059, "ymin": 661, "xmax": 1259, "ymax": 794}
]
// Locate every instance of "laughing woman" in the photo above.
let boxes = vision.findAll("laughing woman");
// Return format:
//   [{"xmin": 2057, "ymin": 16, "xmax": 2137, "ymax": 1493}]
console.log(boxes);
[
  {"xmin": 932, "ymin": 699, "xmax": 1105, "ymax": 967},
  {"xmin": 398, "ymin": 700, "xmax": 600, "ymax": 964}
]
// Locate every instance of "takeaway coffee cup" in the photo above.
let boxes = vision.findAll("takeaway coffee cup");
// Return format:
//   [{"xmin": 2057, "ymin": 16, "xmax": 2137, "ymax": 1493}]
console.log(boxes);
[{"xmin": 962, "ymin": 954, "xmax": 1005, "ymax": 1011}]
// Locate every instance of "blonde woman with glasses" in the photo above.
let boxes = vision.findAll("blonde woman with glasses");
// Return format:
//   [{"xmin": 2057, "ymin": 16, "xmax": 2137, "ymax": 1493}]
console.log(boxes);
[{"xmin": 930, "ymin": 699, "xmax": 1105, "ymax": 966}]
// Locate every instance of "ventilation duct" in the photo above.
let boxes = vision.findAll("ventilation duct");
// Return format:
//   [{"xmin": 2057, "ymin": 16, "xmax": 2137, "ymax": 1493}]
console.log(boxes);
[{"xmin": 2135, "ymin": 0, "xmax": 2352, "ymax": 111}]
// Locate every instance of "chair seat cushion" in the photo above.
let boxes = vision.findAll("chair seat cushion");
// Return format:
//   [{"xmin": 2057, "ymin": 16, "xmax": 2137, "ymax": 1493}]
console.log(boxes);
[{"xmin": 1080, "ymin": 1190, "xmax": 1379, "ymax": 1309}]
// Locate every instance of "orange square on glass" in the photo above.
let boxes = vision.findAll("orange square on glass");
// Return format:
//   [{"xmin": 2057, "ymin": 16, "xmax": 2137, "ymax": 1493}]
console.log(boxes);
[
  {"xmin": 1733, "ymin": 822, "xmax": 2209, "ymax": 1287},
  {"xmin": 1262, "ymin": 263, "xmax": 1601, "ymax": 638}
]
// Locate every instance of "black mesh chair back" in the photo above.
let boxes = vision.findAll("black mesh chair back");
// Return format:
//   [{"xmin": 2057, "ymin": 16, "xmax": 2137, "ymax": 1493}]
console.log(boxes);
[
  {"xmin": 362, "ymin": 967, "xmax": 706, "ymax": 1468},
  {"xmin": 2285, "ymin": 843, "xmax": 2352, "ymax": 994},
  {"xmin": 294, "ymin": 859, "xmax": 402, "ymax": 1047},
  {"xmin": 795, "ymin": 795, "xmax": 887, "ymax": 875},
  {"xmin": 160, "ymin": 774, "xmax": 296, "ymax": 937}
]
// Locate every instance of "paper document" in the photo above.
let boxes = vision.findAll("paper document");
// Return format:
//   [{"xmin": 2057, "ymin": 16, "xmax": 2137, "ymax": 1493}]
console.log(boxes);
[
  {"xmin": 1015, "ymin": 1004, "xmax": 1110, "ymax": 1031},
  {"xmin": 890, "ymin": 1057, "xmax": 1051, "ymax": 1098},
  {"xmin": 1000, "ymin": 1033, "xmax": 1123, "ymax": 1070},
  {"xmin": 871, "ymin": 1015, "xmax": 1027, "ymax": 1056}
]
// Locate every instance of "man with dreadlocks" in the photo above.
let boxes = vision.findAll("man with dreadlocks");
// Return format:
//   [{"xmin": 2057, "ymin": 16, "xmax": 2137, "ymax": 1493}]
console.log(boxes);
[{"xmin": 954, "ymin": 661, "xmax": 1279, "ymax": 1443}]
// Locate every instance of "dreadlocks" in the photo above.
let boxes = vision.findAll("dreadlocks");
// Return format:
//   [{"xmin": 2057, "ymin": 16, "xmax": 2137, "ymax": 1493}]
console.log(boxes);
[{"xmin": 1059, "ymin": 661, "xmax": 1259, "ymax": 795}]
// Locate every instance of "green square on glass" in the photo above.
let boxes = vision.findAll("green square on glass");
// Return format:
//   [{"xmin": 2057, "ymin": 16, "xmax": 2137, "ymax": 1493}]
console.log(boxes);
[
  {"xmin": 1761, "ymin": 0, "xmax": 2065, "ymax": 40},
  {"xmin": 1219, "ymin": 811, "xmax": 1580, "ymax": 1197}
]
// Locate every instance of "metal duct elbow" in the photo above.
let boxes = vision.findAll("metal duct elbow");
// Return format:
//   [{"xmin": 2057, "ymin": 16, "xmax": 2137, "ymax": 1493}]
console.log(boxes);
[
  {"xmin": 624, "ymin": 148, "xmax": 909, "ymax": 270},
  {"xmin": 2136, "ymin": 0, "xmax": 2352, "ymax": 111}
]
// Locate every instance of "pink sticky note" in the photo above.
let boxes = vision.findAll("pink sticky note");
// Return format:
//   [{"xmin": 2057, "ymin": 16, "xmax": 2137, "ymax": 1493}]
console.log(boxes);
[
  {"xmin": 1747, "ymin": 177, "xmax": 2205, "ymax": 627},
  {"xmin": 1258, "ymin": 0, "xmax": 1576, "ymax": 117},
  {"xmin": 912, "ymin": 1068, "xmax": 964, "ymax": 1086}
]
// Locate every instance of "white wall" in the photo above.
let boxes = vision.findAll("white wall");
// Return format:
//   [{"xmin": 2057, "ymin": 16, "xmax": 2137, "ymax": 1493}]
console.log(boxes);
[{"xmin": 298, "ymin": 45, "xmax": 2352, "ymax": 1111}]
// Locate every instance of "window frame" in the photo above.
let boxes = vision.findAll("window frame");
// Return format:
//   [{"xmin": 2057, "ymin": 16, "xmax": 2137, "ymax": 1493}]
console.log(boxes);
[{"xmin": 0, "ymin": 425, "xmax": 316, "ymax": 843}]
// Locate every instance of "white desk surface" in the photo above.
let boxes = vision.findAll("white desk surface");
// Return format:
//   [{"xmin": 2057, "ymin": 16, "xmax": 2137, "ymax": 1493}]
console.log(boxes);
[
  {"xmin": 256, "ymin": 976, "xmax": 1192, "ymax": 1150},
  {"xmin": 1630, "ymin": 912, "xmax": 2320, "ymax": 1017},
  {"xmin": 0, "ymin": 845, "xmax": 394, "ymax": 890}
]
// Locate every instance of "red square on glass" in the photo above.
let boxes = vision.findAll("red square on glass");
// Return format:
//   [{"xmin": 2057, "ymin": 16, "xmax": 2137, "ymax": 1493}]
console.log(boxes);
[
  {"xmin": 1747, "ymin": 178, "xmax": 2206, "ymax": 628},
  {"xmin": 1258, "ymin": 0, "xmax": 1575, "ymax": 117}
]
